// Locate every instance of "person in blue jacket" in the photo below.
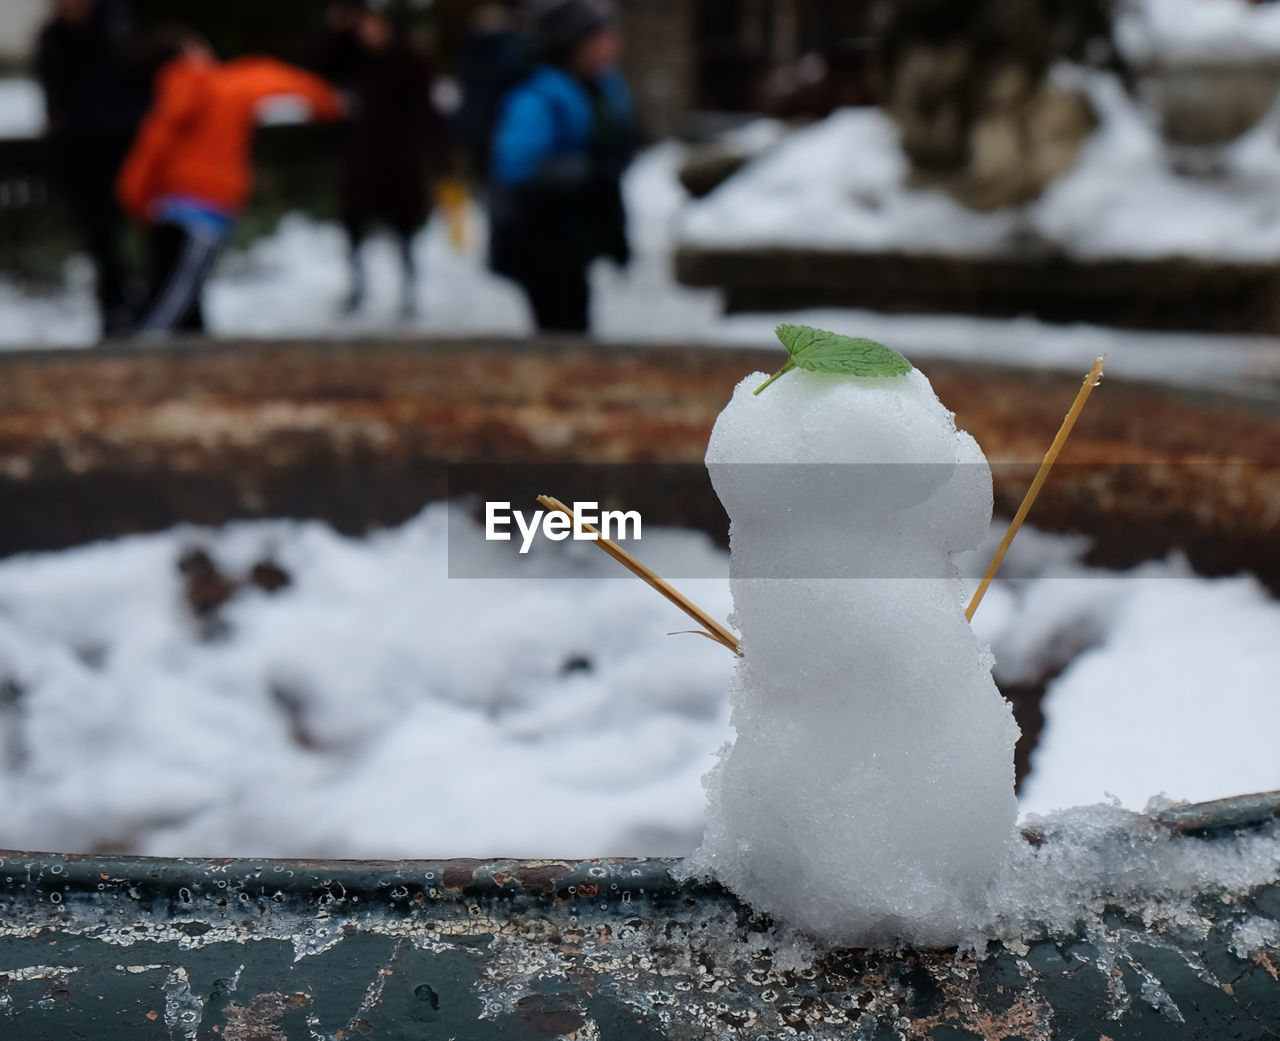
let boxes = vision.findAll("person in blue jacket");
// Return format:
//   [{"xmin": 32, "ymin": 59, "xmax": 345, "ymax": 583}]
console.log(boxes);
[{"xmin": 488, "ymin": 0, "xmax": 635, "ymax": 333}]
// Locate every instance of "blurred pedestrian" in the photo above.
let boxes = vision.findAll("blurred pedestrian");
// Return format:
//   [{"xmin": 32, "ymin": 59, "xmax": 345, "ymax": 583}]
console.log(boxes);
[
  {"xmin": 454, "ymin": 1, "xmax": 531, "ymax": 180},
  {"xmin": 117, "ymin": 27, "xmax": 345, "ymax": 336},
  {"xmin": 488, "ymin": 0, "xmax": 636, "ymax": 333},
  {"xmin": 36, "ymin": 0, "xmax": 147, "ymax": 337},
  {"xmin": 321, "ymin": 2, "xmax": 453, "ymax": 318}
]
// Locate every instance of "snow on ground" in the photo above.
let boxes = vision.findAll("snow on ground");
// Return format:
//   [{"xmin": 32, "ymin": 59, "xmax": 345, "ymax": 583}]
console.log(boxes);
[
  {"xmin": 206, "ymin": 143, "xmax": 724, "ymax": 344},
  {"xmin": 1117, "ymin": 0, "xmax": 1280, "ymax": 64},
  {"xmin": 206, "ymin": 211, "xmax": 530, "ymax": 339},
  {"xmin": 965, "ymin": 537, "xmax": 1280, "ymax": 816},
  {"xmin": 1014, "ymin": 566, "xmax": 1280, "ymax": 816},
  {"xmin": 682, "ymin": 107, "xmax": 1012, "ymax": 255},
  {"xmin": 962, "ymin": 532, "xmax": 1280, "ymax": 817},
  {"xmin": 681, "ymin": 72, "xmax": 1280, "ymax": 263},
  {"xmin": 0, "ymin": 504, "xmax": 1275, "ymax": 860},
  {"xmin": 0, "ymin": 504, "xmax": 735, "ymax": 860},
  {"xmin": 0, "ymin": 78, "xmax": 42, "ymax": 140}
]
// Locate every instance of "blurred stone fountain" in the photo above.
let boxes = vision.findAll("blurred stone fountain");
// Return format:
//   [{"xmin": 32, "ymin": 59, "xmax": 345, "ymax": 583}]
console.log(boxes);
[
  {"xmin": 872, "ymin": 0, "xmax": 1118, "ymax": 211},
  {"xmin": 675, "ymin": 0, "xmax": 1280, "ymax": 332},
  {"xmin": 1142, "ymin": 60, "xmax": 1280, "ymax": 149},
  {"xmin": 1117, "ymin": 0, "xmax": 1280, "ymax": 173}
]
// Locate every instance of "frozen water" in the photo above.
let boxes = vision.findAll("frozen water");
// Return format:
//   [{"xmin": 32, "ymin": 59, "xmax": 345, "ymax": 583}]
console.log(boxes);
[
  {"xmin": 735, "ymin": 805, "xmax": 1280, "ymax": 966},
  {"xmin": 683, "ymin": 366, "xmax": 1022, "ymax": 947},
  {"xmin": 989, "ymin": 805, "xmax": 1280, "ymax": 953},
  {"xmin": 1230, "ymin": 914, "xmax": 1280, "ymax": 960}
]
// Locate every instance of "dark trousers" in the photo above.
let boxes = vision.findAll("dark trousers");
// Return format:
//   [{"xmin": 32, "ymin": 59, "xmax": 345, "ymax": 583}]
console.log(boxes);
[
  {"xmin": 518, "ymin": 265, "xmax": 590, "ymax": 333},
  {"xmin": 343, "ymin": 218, "xmax": 419, "ymax": 312},
  {"xmin": 134, "ymin": 222, "xmax": 223, "ymax": 335},
  {"xmin": 52, "ymin": 134, "xmax": 133, "ymax": 335}
]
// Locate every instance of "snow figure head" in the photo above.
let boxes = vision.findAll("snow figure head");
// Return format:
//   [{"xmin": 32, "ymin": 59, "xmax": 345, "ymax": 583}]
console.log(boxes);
[{"xmin": 685, "ymin": 366, "xmax": 1020, "ymax": 949}]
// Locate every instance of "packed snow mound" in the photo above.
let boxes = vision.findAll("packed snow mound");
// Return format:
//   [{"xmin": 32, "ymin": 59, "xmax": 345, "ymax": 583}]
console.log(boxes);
[
  {"xmin": 1018, "ymin": 568, "xmax": 1280, "ymax": 815},
  {"xmin": 679, "ymin": 73, "xmax": 1280, "ymax": 262},
  {"xmin": 1117, "ymin": 0, "xmax": 1280, "ymax": 64},
  {"xmin": 679, "ymin": 108, "xmax": 1014, "ymax": 255},
  {"xmin": 0, "ymin": 504, "xmax": 734, "ymax": 860},
  {"xmin": 684, "ymin": 367, "xmax": 1021, "ymax": 948}
]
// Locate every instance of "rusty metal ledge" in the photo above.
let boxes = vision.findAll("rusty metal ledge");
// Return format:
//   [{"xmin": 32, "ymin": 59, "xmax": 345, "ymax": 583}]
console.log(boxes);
[{"xmin": 0, "ymin": 791, "xmax": 1277, "ymax": 1040}]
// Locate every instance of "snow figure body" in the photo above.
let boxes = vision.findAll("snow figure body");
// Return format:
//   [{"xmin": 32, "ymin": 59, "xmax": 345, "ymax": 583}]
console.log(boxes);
[{"xmin": 685, "ymin": 366, "xmax": 1020, "ymax": 947}]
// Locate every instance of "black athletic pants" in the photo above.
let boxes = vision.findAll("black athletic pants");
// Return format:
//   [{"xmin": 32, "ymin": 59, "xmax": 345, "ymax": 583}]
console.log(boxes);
[
  {"xmin": 50, "ymin": 133, "xmax": 136, "ymax": 336},
  {"xmin": 134, "ymin": 222, "xmax": 223, "ymax": 335}
]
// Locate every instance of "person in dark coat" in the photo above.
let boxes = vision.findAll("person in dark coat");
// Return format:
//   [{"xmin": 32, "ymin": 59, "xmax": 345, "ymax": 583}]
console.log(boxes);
[
  {"xmin": 488, "ymin": 0, "xmax": 636, "ymax": 334},
  {"xmin": 36, "ymin": 0, "xmax": 147, "ymax": 337},
  {"xmin": 454, "ymin": 1, "xmax": 531, "ymax": 180},
  {"xmin": 321, "ymin": 3, "xmax": 452, "ymax": 318}
]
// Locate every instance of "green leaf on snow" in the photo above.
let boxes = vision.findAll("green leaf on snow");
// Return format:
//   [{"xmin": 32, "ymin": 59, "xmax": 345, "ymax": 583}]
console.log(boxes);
[{"xmin": 754, "ymin": 324, "xmax": 913, "ymax": 395}]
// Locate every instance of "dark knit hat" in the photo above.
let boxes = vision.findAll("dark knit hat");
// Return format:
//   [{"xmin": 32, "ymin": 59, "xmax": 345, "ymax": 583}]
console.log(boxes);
[{"xmin": 533, "ymin": 0, "xmax": 615, "ymax": 59}]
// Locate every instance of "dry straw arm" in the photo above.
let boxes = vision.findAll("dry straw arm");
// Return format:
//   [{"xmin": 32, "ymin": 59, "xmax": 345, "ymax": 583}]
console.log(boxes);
[{"xmin": 537, "ymin": 495, "xmax": 742, "ymax": 656}]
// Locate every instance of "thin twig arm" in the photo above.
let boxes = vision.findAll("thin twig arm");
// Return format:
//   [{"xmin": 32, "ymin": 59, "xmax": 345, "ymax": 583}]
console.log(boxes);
[
  {"xmin": 537, "ymin": 495, "xmax": 743, "ymax": 656},
  {"xmin": 966, "ymin": 356, "xmax": 1106, "ymax": 622}
]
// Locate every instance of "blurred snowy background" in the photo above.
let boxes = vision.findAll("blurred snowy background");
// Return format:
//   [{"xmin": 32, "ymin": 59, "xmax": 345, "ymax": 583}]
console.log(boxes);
[
  {"xmin": 2, "ymin": 131, "xmax": 1280, "ymax": 395},
  {"xmin": 0, "ymin": 0, "xmax": 1278, "ymax": 859}
]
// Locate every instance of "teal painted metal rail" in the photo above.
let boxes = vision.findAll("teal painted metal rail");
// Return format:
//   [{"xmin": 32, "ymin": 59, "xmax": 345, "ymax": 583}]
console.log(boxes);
[{"xmin": 1, "ymin": 792, "xmax": 1278, "ymax": 1039}]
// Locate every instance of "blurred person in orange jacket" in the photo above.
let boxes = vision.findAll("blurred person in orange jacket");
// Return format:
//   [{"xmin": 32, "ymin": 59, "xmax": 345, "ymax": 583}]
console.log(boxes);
[{"xmin": 117, "ymin": 27, "xmax": 345, "ymax": 335}]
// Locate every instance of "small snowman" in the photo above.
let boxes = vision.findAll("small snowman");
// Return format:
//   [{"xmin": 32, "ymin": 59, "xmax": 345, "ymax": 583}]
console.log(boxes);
[{"xmin": 684, "ymin": 326, "xmax": 1020, "ymax": 948}]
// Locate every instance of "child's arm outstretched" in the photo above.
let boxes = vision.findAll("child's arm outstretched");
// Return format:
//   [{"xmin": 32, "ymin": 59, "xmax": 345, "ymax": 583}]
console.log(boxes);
[{"xmin": 235, "ymin": 58, "xmax": 347, "ymax": 123}]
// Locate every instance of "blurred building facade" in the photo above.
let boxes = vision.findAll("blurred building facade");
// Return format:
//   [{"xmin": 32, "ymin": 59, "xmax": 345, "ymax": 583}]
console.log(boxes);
[
  {"xmin": 3, "ymin": 1, "xmax": 868, "ymax": 125},
  {"xmin": 0, "ymin": 0, "xmax": 45, "ymax": 63},
  {"xmin": 617, "ymin": 0, "xmax": 871, "ymax": 135}
]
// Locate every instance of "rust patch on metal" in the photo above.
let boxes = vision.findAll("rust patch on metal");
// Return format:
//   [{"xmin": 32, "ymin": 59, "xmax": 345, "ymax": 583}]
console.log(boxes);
[
  {"xmin": 441, "ymin": 861, "xmax": 488, "ymax": 891},
  {"xmin": 516, "ymin": 993, "xmax": 588, "ymax": 1037},
  {"xmin": 2, "ymin": 341, "xmax": 1280, "ymax": 595},
  {"xmin": 903, "ymin": 981, "xmax": 1051, "ymax": 1041},
  {"xmin": 223, "ymin": 991, "xmax": 312, "ymax": 1041},
  {"xmin": 487, "ymin": 861, "xmax": 577, "ymax": 896},
  {"xmin": 512, "ymin": 864, "xmax": 575, "ymax": 895}
]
